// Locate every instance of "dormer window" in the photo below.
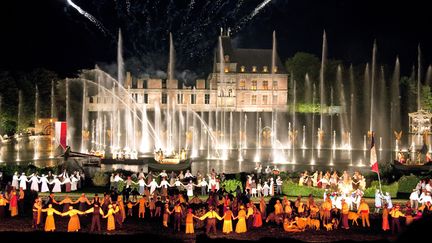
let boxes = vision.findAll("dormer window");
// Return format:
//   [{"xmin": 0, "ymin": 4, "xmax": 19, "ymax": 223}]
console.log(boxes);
[
  {"xmin": 224, "ymin": 55, "xmax": 230, "ymax": 62},
  {"xmin": 224, "ymin": 66, "xmax": 229, "ymax": 73},
  {"xmin": 263, "ymin": 66, "xmax": 268, "ymax": 72},
  {"xmin": 240, "ymin": 66, "xmax": 245, "ymax": 72},
  {"xmin": 252, "ymin": 66, "xmax": 257, "ymax": 72}
]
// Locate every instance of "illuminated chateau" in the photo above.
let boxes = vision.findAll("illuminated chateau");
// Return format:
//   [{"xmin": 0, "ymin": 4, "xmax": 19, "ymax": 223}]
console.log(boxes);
[{"xmin": 87, "ymin": 33, "xmax": 288, "ymax": 113}]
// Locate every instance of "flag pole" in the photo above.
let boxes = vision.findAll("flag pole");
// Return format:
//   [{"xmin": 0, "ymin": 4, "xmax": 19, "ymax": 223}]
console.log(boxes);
[
  {"xmin": 377, "ymin": 169, "xmax": 382, "ymax": 194},
  {"xmin": 371, "ymin": 131, "xmax": 383, "ymax": 193}
]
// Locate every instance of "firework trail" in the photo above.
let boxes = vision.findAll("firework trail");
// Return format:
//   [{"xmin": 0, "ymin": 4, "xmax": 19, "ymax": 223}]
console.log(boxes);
[
  {"xmin": 126, "ymin": 0, "xmax": 131, "ymax": 14},
  {"xmin": 68, "ymin": 0, "xmax": 273, "ymax": 77},
  {"xmin": 67, "ymin": 0, "xmax": 110, "ymax": 36},
  {"xmin": 181, "ymin": 0, "xmax": 196, "ymax": 27},
  {"xmin": 232, "ymin": 0, "xmax": 272, "ymax": 34},
  {"xmin": 251, "ymin": 0, "xmax": 272, "ymax": 19}
]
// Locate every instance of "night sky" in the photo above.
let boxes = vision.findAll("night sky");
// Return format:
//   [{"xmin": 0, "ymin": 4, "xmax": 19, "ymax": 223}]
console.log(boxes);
[{"xmin": 1, "ymin": 0, "xmax": 431, "ymax": 78}]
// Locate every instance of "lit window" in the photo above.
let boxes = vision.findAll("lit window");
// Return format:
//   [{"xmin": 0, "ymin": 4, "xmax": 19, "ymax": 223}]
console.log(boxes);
[
  {"xmin": 239, "ymin": 80, "xmax": 246, "ymax": 90},
  {"xmin": 224, "ymin": 66, "xmax": 229, "ymax": 73},
  {"xmin": 224, "ymin": 55, "xmax": 230, "ymax": 62},
  {"xmin": 263, "ymin": 66, "xmax": 268, "ymax": 72},
  {"xmin": 177, "ymin": 94, "xmax": 183, "ymax": 104},
  {"xmin": 191, "ymin": 94, "xmax": 196, "ymax": 104},
  {"xmin": 263, "ymin": 95, "xmax": 268, "ymax": 105},
  {"xmin": 144, "ymin": 94, "xmax": 148, "ymax": 104},
  {"xmin": 273, "ymin": 81, "xmax": 278, "ymax": 90},
  {"xmin": 240, "ymin": 66, "xmax": 245, "ymax": 72},
  {"xmin": 205, "ymin": 94, "xmax": 210, "ymax": 104},
  {"xmin": 252, "ymin": 66, "xmax": 257, "ymax": 72},
  {"xmin": 263, "ymin": 81, "xmax": 269, "ymax": 90},
  {"xmin": 273, "ymin": 94, "xmax": 278, "ymax": 103},
  {"xmin": 251, "ymin": 80, "xmax": 257, "ymax": 91},
  {"xmin": 162, "ymin": 93, "xmax": 167, "ymax": 104},
  {"xmin": 252, "ymin": 95, "xmax": 257, "ymax": 105},
  {"xmin": 274, "ymin": 66, "xmax": 278, "ymax": 73}
]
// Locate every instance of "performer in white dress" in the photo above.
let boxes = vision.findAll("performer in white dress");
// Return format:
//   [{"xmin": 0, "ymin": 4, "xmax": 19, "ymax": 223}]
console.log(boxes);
[
  {"xmin": 138, "ymin": 177, "xmax": 147, "ymax": 195},
  {"xmin": 71, "ymin": 175, "xmax": 79, "ymax": 191},
  {"xmin": 19, "ymin": 173, "xmax": 28, "ymax": 190},
  {"xmin": 12, "ymin": 172, "xmax": 19, "ymax": 189},
  {"xmin": 147, "ymin": 179, "xmax": 160, "ymax": 195},
  {"xmin": 28, "ymin": 173, "xmax": 40, "ymax": 191},
  {"xmin": 39, "ymin": 174, "xmax": 50, "ymax": 192},
  {"xmin": 185, "ymin": 181, "xmax": 197, "ymax": 197},
  {"xmin": 50, "ymin": 176, "xmax": 63, "ymax": 192}
]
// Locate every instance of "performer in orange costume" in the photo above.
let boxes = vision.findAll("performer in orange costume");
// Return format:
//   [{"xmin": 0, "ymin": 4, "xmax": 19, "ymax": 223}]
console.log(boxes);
[
  {"xmin": 41, "ymin": 204, "xmax": 62, "ymax": 232},
  {"xmin": 62, "ymin": 206, "xmax": 86, "ymax": 232}
]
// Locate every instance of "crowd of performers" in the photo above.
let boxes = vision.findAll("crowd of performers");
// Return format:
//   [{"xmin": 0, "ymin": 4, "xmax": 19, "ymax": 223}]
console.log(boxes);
[
  {"xmin": 0, "ymin": 166, "xmax": 431, "ymax": 236},
  {"xmin": 5, "ymin": 170, "xmax": 85, "ymax": 193}
]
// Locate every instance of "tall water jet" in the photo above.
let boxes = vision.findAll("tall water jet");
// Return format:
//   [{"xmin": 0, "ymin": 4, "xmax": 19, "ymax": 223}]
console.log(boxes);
[
  {"xmin": 302, "ymin": 125, "xmax": 306, "ymax": 149},
  {"xmin": 117, "ymin": 29, "xmax": 124, "ymax": 87},
  {"xmin": 218, "ymin": 34, "xmax": 227, "ymax": 155},
  {"xmin": 363, "ymin": 135, "xmax": 367, "ymax": 151},
  {"xmin": 65, "ymin": 78, "xmax": 70, "ymax": 148},
  {"xmin": 291, "ymin": 77, "xmax": 297, "ymax": 154},
  {"xmin": 154, "ymin": 102, "xmax": 161, "ymax": 150},
  {"xmin": 330, "ymin": 87, "xmax": 334, "ymax": 144},
  {"xmin": 81, "ymin": 80, "xmax": 88, "ymax": 153},
  {"xmin": 378, "ymin": 66, "xmax": 387, "ymax": 149},
  {"xmin": 319, "ymin": 30, "xmax": 327, "ymax": 136},
  {"xmin": 254, "ymin": 116, "xmax": 262, "ymax": 162},
  {"xmin": 332, "ymin": 130, "xmax": 336, "ymax": 150},
  {"xmin": 363, "ymin": 63, "xmax": 371, "ymax": 135},
  {"xmin": 350, "ymin": 93, "xmax": 355, "ymax": 149},
  {"xmin": 271, "ymin": 30, "xmax": 277, "ymax": 149},
  {"xmin": 168, "ymin": 33, "xmax": 175, "ymax": 82},
  {"xmin": 229, "ymin": 111, "xmax": 233, "ymax": 150},
  {"xmin": 191, "ymin": 105, "xmax": 199, "ymax": 158},
  {"xmin": 311, "ymin": 84, "xmax": 316, "ymax": 164},
  {"xmin": 349, "ymin": 65, "xmax": 356, "ymax": 148},
  {"xmin": 336, "ymin": 65, "xmax": 349, "ymax": 138},
  {"xmin": 370, "ymin": 40, "xmax": 377, "ymax": 132},
  {"xmin": 139, "ymin": 104, "xmax": 150, "ymax": 153}
]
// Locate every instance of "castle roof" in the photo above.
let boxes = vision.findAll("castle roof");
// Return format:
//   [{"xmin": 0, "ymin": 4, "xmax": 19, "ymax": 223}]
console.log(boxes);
[{"xmin": 216, "ymin": 36, "xmax": 287, "ymax": 74}]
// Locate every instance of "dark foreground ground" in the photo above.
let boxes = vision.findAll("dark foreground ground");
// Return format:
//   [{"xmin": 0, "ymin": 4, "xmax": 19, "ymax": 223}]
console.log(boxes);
[{"xmin": 1, "ymin": 212, "xmax": 431, "ymax": 243}]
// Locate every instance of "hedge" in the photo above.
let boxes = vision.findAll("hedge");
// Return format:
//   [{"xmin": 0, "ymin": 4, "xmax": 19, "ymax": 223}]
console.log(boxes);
[
  {"xmin": 363, "ymin": 181, "xmax": 398, "ymax": 198},
  {"xmin": 92, "ymin": 171, "xmax": 109, "ymax": 187},
  {"xmin": 116, "ymin": 180, "xmax": 139, "ymax": 192},
  {"xmin": 282, "ymin": 179, "xmax": 325, "ymax": 197},
  {"xmin": 221, "ymin": 179, "xmax": 243, "ymax": 196},
  {"xmin": 397, "ymin": 175, "xmax": 420, "ymax": 193},
  {"xmin": 0, "ymin": 164, "xmax": 59, "ymax": 179}
]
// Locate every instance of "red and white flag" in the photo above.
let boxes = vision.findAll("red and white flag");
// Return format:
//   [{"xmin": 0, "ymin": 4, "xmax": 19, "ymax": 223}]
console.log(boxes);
[
  {"xmin": 55, "ymin": 121, "xmax": 67, "ymax": 150},
  {"xmin": 370, "ymin": 132, "xmax": 379, "ymax": 173}
]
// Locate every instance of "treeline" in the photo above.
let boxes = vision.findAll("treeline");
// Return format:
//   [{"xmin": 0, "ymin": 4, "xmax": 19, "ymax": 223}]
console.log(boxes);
[{"xmin": 0, "ymin": 68, "xmax": 59, "ymax": 135}]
